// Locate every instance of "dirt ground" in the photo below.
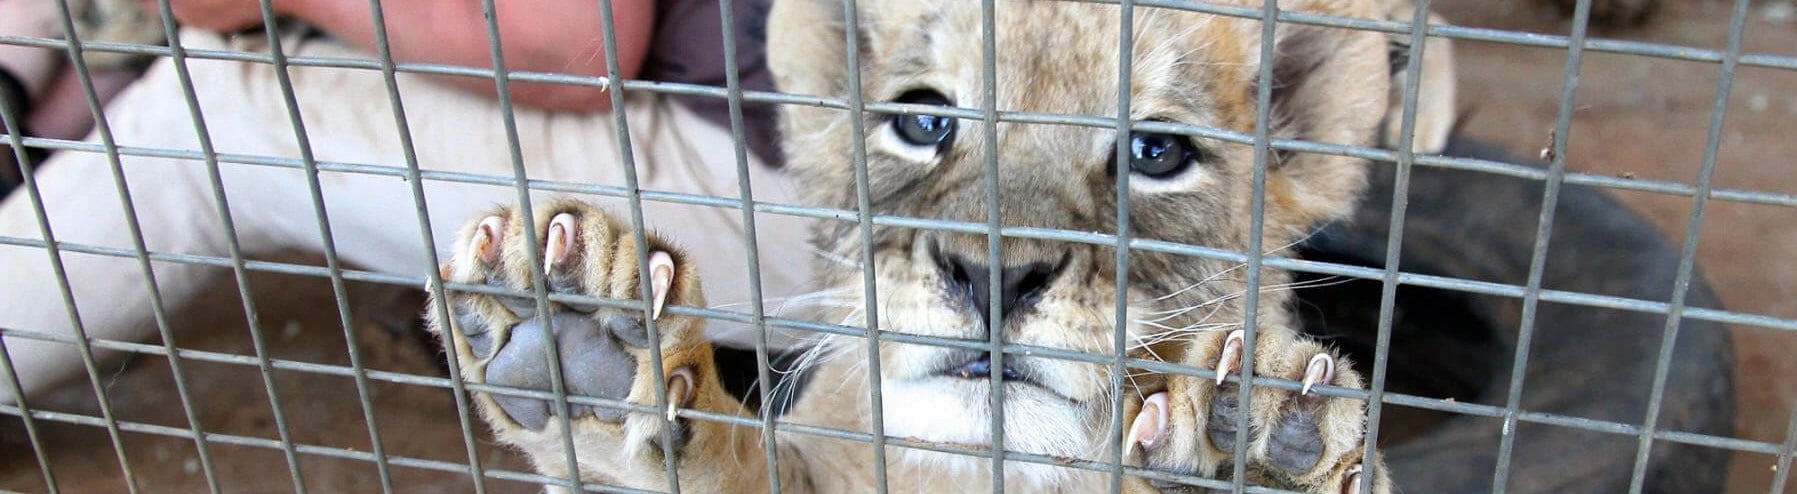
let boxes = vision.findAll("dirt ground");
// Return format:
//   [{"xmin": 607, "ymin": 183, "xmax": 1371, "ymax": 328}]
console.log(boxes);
[{"xmin": 3, "ymin": 0, "xmax": 1795, "ymax": 492}]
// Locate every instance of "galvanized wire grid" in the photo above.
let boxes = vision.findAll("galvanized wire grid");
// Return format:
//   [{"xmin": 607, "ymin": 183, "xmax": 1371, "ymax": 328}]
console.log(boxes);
[{"xmin": 0, "ymin": 0, "xmax": 1794, "ymax": 492}]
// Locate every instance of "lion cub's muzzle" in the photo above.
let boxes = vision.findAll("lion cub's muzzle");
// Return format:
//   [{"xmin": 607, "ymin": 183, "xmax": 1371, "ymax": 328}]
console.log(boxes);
[{"xmin": 927, "ymin": 238, "xmax": 1072, "ymax": 331}]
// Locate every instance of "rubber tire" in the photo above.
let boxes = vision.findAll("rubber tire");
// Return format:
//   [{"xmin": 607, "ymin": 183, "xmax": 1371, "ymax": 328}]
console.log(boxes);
[{"xmin": 1292, "ymin": 137, "xmax": 1735, "ymax": 493}]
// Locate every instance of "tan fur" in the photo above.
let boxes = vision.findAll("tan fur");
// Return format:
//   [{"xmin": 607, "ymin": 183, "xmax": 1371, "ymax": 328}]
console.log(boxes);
[
  {"xmin": 430, "ymin": 0, "xmax": 1457, "ymax": 492},
  {"xmin": 1381, "ymin": 0, "xmax": 1459, "ymax": 154}
]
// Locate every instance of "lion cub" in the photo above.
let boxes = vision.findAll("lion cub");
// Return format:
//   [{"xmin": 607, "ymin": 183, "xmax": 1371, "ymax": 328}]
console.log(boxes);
[{"xmin": 427, "ymin": 0, "xmax": 1442, "ymax": 492}]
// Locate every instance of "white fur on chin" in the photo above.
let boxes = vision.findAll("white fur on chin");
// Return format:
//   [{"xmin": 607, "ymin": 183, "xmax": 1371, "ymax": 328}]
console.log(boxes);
[{"xmin": 880, "ymin": 378, "xmax": 1104, "ymax": 488}]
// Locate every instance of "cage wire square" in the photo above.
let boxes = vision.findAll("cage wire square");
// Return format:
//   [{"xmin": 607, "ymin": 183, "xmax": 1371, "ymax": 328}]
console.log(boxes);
[{"xmin": 1, "ymin": 0, "xmax": 1796, "ymax": 492}]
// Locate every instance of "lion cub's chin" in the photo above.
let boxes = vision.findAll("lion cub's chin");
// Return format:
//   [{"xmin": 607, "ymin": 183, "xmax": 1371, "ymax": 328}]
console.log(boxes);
[{"xmin": 880, "ymin": 377, "xmax": 1104, "ymax": 486}]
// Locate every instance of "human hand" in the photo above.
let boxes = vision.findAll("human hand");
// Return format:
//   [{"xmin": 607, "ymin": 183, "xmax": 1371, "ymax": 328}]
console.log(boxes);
[{"xmin": 137, "ymin": 0, "xmax": 276, "ymax": 32}]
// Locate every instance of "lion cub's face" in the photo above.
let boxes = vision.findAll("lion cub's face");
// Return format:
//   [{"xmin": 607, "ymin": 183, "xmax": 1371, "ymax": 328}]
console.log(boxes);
[{"xmin": 769, "ymin": 0, "xmax": 1389, "ymax": 482}]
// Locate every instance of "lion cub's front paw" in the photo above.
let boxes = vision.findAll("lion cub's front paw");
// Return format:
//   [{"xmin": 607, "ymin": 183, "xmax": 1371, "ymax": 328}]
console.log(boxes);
[
  {"xmin": 428, "ymin": 199, "xmax": 711, "ymax": 479},
  {"xmin": 1129, "ymin": 330, "xmax": 1390, "ymax": 494}
]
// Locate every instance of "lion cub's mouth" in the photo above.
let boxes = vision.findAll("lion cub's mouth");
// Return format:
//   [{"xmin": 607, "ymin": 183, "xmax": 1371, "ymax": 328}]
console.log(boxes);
[
  {"xmin": 928, "ymin": 351, "xmax": 1080, "ymax": 404},
  {"xmin": 937, "ymin": 354, "xmax": 1027, "ymax": 382}
]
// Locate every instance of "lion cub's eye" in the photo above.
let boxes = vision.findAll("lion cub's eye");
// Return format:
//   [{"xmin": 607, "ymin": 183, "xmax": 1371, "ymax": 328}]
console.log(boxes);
[
  {"xmin": 1127, "ymin": 131, "xmax": 1201, "ymax": 179},
  {"xmin": 889, "ymin": 90, "xmax": 957, "ymax": 149}
]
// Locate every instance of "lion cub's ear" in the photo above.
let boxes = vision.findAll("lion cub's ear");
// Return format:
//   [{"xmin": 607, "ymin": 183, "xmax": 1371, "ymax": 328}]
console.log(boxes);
[
  {"xmin": 1379, "ymin": 0, "xmax": 1459, "ymax": 155},
  {"xmin": 1254, "ymin": 0, "xmax": 1396, "ymax": 238}
]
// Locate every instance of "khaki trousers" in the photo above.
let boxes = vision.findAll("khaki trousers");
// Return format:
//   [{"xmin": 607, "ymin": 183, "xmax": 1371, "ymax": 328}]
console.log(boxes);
[{"xmin": 0, "ymin": 28, "xmax": 815, "ymax": 405}]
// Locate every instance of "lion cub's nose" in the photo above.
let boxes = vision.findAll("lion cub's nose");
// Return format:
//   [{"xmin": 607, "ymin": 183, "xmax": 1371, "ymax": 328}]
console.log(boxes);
[{"xmin": 932, "ymin": 249, "xmax": 1066, "ymax": 327}]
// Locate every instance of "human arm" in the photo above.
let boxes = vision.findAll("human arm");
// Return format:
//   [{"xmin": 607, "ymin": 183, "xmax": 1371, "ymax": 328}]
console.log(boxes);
[{"xmin": 145, "ymin": 0, "xmax": 655, "ymax": 112}]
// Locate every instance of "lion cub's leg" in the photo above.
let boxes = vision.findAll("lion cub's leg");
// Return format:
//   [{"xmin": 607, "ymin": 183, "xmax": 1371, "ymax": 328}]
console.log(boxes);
[
  {"xmin": 427, "ymin": 199, "xmax": 771, "ymax": 492},
  {"xmin": 1129, "ymin": 327, "xmax": 1391, "ymax": 494}
]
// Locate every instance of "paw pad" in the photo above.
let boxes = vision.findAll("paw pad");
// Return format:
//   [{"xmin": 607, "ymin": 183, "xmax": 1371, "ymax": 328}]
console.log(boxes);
[{"xmin": 433, "ymin": 202, "xmax": 704, "ymax": 434}]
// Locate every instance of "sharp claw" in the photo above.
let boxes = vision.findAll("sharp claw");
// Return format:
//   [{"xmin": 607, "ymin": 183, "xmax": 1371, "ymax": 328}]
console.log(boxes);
[
  {"xmin": 1128, "ymin": 392, "xmax": 1170, "ymax": 451},
  {"xmin": 1302, "ymin": 353, "xmax": 1336, "ymax": 396},
  {"xmin": 666, "ymin": 366, "xmax": 695, "ymax": 422},
  {"xmin": 1342, "ymin": 464, "xmax": 1364, "ymax": 494},
  {"xmin": 475, "ymin": 216, "xmax": 505, "ymax": 263},
  {"xmin": 649, "ymin": 251, "xmax": 675, "ymax": 320},
  {"xmin": 544, "ymin": 213, "xmax": 578, "ymax": 273},
  {"xmin": 1216, "ymin": 329, "xmax": 1245, "ymax": 385}
]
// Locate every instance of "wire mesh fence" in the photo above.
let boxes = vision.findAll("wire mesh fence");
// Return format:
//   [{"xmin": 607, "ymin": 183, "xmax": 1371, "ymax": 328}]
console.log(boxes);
[{"xmin": 0, "ymin": 0, "xmax": 1794, "ymax": 492}]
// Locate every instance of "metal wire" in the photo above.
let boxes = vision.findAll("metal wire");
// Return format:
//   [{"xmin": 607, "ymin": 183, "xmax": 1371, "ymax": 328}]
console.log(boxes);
[
  {"xmin": 0, "ymin": 38, "xmax": 62, "ymax": 491},
  {"xmin": 588, "ymin": 0, "xmax": 688, "ymax": 489},
  {"xmin": 5, "ymin": 87, "xmax": 1794, "ymax": 211},
  {"xmin": 0, "ymin": 336, "xmax": 59, "ymax": 493},
  {"xmin": 835, "ymin": 0, "xmax": 893, "ymax": 491},
  {"xmin": 470, "ymin": 0, "xmax": 587, "ymax": 489},
  {"xmin": 980, "ymin": 1, "xmax": 1011, "ymax": 491},
  {"xmin": 1772, "ymin": 406, "xmax": 1797, "ymax": 493},
  {"xmin": 247, "ymin": 0, "xmax": 397, "ymax": 489},
  {"xmin": 1104, "ymin": 1, "xmax": 1140, "ymax": 492},
  {"xmin": 1625, "ymin": 0, "xmax": 1754, "ymax": 490},
  {"xmin": 0, "ymin": 23, "xmax": 142, "ymax": 494},
  {"xmin": 2, "ymin": 397, "xmax": 1327, "ymax": 494},
  {"xmin": 1359, "ymin": 1, "xmax": 1438, "ymax": 491},
  {"xmin": 32, "ymin": 0, "xmax": 227, "ymax": 492},
  {"xmin": 137, "ymin": 0, "xmax": 312, "ymax": 489},
  {"xmin": 360, "ymin": 0, "xmax": 491, "ymax": 489},
  {"xmin": 1229, "ymin": 0, "xmax": 1281, "ymax": 489},
  {"xmin": 710, "ymin": 0, "xmax": 784, "ymax": 491},
  {"xmin": 1488, "ymin": 0, "xmax": 1593, "ymax": 487},
  {"xmin": 5, "ymin": 321, "xmax": 1784, "ymax": 457},
  {"xmin": 0, "ymin": 133, "xmax": 1792, "ymax": 333},
  {"xmin": 0, "ymin": 0, "xmax": 1790, "ymax": 492},
  {"xmin": 5, "ymin": 0, "xmax": 1795, "ymax": 71}
]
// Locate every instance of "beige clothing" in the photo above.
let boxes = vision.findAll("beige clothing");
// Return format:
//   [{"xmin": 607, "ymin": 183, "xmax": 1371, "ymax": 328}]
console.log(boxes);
[{"xmin": 0, "ymin": 28, "xmax": 815, "ymax": 405}]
